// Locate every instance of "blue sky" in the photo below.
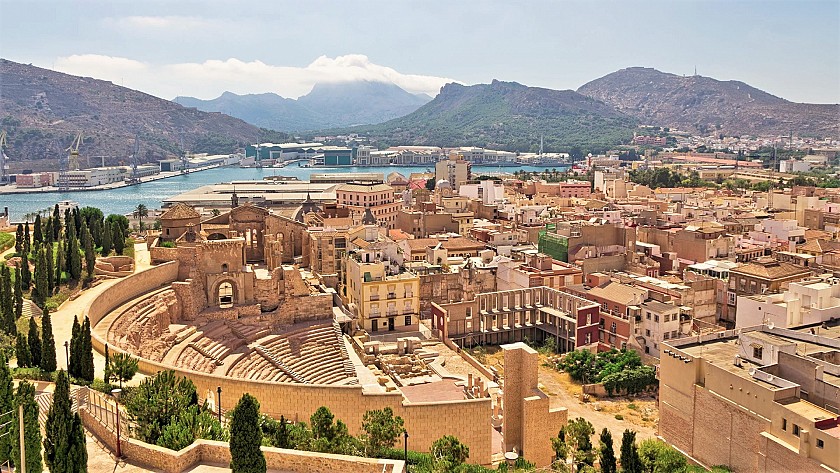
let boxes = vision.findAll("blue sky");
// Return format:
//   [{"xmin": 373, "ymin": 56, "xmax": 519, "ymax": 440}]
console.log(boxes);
[{"xmin": 1, "ymin": 0, "xmax": 838, "ymax": 103}]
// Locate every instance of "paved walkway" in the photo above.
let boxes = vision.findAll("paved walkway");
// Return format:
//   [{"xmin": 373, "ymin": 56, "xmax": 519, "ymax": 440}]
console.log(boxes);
[{"xmin": 50, "ymin": 242, "xmax": 152, "ymax": 387}]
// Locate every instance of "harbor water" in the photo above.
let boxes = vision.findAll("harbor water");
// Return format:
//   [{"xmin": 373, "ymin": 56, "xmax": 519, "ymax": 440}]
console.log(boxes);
[{"xmin": 0, "ymin": 164, "xmax": 567, "ymax": 220}]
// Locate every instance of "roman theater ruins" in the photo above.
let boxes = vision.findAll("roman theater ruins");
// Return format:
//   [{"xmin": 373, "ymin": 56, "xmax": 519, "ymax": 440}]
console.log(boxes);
[{"xmin": 87, "ymin": 202, "xmax": 566, "ymax": 466}]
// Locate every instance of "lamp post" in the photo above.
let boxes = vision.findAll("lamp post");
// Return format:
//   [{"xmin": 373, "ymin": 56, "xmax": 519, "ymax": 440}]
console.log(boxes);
[
  {"xmin": 63, "ymin": 340, "xmax": 69, "ymax": 370},
  {"xmin": 403, "ymin": 430, "xmax": 409, "ymax": 471},
  {"xmin": 111, "ymin": 388, "xmax": 122, "ymax": 459},
  {"xmin": 216, "ymin": 386, "xmax": 222, "ymax": 423}
]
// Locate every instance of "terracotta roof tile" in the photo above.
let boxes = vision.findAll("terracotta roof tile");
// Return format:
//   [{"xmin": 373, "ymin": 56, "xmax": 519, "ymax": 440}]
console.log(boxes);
[{"xmin": 160, "ymin": 203, "xmax": 200, "ymax": 220}]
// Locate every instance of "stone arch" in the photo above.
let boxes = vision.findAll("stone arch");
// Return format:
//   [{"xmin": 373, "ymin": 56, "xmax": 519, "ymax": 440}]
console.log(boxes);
[
  {"xmin": 207, "ymin": 232, "xmax": 227, "ymax": 241},
  {"xmin": 213, "ymin": 278, "xmax": 238, "ymax": 308}
]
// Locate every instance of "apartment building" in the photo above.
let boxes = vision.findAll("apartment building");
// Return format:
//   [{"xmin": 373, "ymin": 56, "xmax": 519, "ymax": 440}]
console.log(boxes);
[
  {"xmin": 496, "ymin": 253, "xmax": 583, "ymax": 291},
  {"xmin": 726, "ymin": 257, "xmax": 812, "ymax": 326},
  {"xmin": 336, "ymin": 182, "xmax": 400, "ymax": 229},
  {"xmin": 344, "ymin": 248, "xmax": 420, "ymax": 333},
  {"xmin": 736, "ymin": 276, "xmax": 840, "ymax": 329},
  {"xmin": 660, "ymin": 324, "xmax": 840, "ymax": 472},
  {"xmin": 435, "ymin": 155, "xmax": 471, "ymax": 190}
]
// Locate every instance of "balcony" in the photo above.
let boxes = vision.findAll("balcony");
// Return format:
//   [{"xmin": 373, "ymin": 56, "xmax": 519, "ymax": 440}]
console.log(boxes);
[
  {"xmin": 370, "ymin": 294, "xmax": 380, "ymax": 301},
  {"xmin": 386, "ymin": 310, "xmax": 398, "ymax": 317},
  {"xmin": 402, "ymin": 309, "xmax": 414, "ymax": 315},
  {"xmin": 387, "ymin": 293, "xmax": 397, "ymax": 300}
]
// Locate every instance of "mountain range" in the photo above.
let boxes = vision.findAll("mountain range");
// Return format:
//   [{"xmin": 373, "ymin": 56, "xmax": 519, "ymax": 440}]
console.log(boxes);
[
  {"xmin": 0, "ymin": 58, "xmax": 280, "ymax": 172},
  {"xmin": 175, "ymin": 81, "xmax": 431, "ymax": 131},
  {"xmin": 577, "ymin": 67, "xmax": 840, "ymax": 138},
  {"xmin": 1, "ymin": 59, "xmax": 837, "ymax": 169},
  {"xmin": 340, "ymin": 80, "xmax": 637, "ymax": 152}
]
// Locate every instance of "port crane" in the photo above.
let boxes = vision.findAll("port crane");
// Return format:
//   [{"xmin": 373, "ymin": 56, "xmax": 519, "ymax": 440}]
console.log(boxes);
[
  {"xmin": 58, "ymin": 132, "xmax": 83, "ymax": 191},
  {"xmin": 0, "ymin": 130, "xmax": 8, "ymax": 184},
  {"xmin": 127, "ymin": 133, "xmax": 141, "ymax": 185}
]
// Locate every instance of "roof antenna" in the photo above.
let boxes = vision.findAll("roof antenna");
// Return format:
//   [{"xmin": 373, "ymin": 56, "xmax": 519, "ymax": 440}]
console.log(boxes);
[{"xmin": 694, "ymin": 66, "xmax": 697, "ymax": 76}]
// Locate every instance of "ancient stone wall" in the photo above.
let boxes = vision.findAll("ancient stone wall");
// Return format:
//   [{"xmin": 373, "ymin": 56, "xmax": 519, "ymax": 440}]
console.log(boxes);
[{"xmin": 171, "ymin": 279, "xmax": 205, "ymax": 322}]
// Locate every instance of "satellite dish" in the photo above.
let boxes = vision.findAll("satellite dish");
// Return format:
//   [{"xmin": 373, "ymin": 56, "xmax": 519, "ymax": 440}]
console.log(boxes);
[
  {"xmin": 767, "ymin": 322, "xmax": 775, "ymax": 330},
  {"xmin": 749, "ymin": 368, "xmax": 756, "ymax": 376}
]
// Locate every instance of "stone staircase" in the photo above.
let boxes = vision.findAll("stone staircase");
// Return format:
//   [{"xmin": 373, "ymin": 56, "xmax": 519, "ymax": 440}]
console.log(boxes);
[
  {"xmin": 186, "ymin": 341, "xmax": 225, "ymax": 367},
  {"xmin": 253, "ymin": 345, "xmax": 309, "ymax": 384},
  {"xmin": 332, "ymin": 320, "xmax": 357, "ymax": 380},
  {"xmin": 21, "ymin": 299, "xmax": 41, "ymax": 319}
]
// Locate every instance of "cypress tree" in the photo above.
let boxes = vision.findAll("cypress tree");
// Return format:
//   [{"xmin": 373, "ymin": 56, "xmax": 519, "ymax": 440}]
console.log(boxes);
[
  {"xmin": 90, "ymin": 217, "xmax": 102, "ymax": 249},
  {"xmin": 14, "ymin": 268, "xmax": 23, "ymax": 321},
  {"xmin": 620, "ymin": 430, "xmax": 642, "ymax": 473},
  {"xmin": 15, "ymin": 223, "xmax": 23, "ymax": 255},
  {"xmin": 69, "ymin": 318, "xmax": 80, "ymax": 378},
  {"xmin": 229, "ymin": 393, "xmax": 266, "ymax": 473},
  {"xmin": 599, "ymin": 428, "xmax": 617, "ymax": 473},
  {"xmin": 54, "ymin": 239, "xmax": 64, "ymax": 290},
  {"xmin": 72, "ymin": 208, "xmax": 82, "ymax": 238},
  {"xmin": 45, "ymin": 218, "xmax": 54, "ymax": 246},
  {"xmin": 15, "ymin": 333, "xmax": 30, "ymax": 368},
  {"xmin": 23, "ymin": 222, "xmax": 30, "ymax": 255},
  {"xmin": 64, "ymin": 217, "xmax": 74, "ymax": 273},
  {"xmin": 67, "ymin": 412, "xmax": 87, "ymax": 471},
  {"xmin": 40, "ymin": 308, "xmax": 56, "ymax": 373},
  {"xmin": 52, "ymin": 204, "xmax": 61, "ymax": 241},
  {"xmin": 80, "ymin": 317, "xmax": 94, "ymax": 382},
  {"xmin": 68, "ymin": 228, "xmax": 81, "ymax": 282},
  {"xmin": 83, "ymin": 225, "xmax": 95, "ymax": 282},
  {"xmin": 20, "ymin": 252, "xmax": 31, "ymax": 291},
  {"xmin": 33, "ymin": 248, "xmax": 48, "ymax": 308},
  {"xmin": 1, "ymin": 265, "xmax": 12, "ymax": 334},
  {"xmin": 12, "ymin": 381, "xmax": 43, "ymax": 473},
  {"xmin": 46, "ymin": 242, "xmax": 55, "ymax": 294},
  {"xmin": 33, "ymin": 215, "xmax": 42, "ymax": 246},
  {"xmin": 103, "ymin": 344, "xmax": 111, "ymax": 383},
  {"xmin": 112, "ymin": 221, "xmax": 125, "ymax": 256},
  {"xmin": 0, "ymin": 354, "xmax": 13, "ymax": 464},
  {"xmin": 27, "ymin": 317, "xmax": 41, "ymax": 369},
  {"xmin": 45, "ymin": 370, "xmax": 85, "ymax": 472},
  {"xmin": 101, "ymin": 222, "xmax": 112, "ymax": 256}
]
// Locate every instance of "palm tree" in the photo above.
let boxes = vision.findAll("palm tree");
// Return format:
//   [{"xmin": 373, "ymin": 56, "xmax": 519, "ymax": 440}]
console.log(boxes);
[{"xmin": 133, "ymin": 204, "xmax": 148, "ymax": 232}]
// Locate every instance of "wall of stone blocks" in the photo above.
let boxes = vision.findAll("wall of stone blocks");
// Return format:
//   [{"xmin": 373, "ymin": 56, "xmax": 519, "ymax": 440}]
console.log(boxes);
[{"xmin": 81, "ymin": 409, "xmax": 404, "ymax": 473}]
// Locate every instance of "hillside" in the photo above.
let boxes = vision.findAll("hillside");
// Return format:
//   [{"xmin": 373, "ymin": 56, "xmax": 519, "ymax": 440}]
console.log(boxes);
[
  {"xmin": 175, "ymin": 81, "xmax": 431, "ymax": 131},
  {"xmin": 577, "ymin": 67, "xmax": 840, "ymax": 138},
  {"xmin": 340, "ymin": 80, "xmax": 637, "ymax": 152},
  {"xmin": 0, "ymin": 59, "xmax": 277, "ymax": 172}
]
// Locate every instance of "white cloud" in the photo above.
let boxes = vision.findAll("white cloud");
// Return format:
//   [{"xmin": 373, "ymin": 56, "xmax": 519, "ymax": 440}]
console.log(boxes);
[
  {"xmin": 51, "ymin": 54, "xmax": 456, "ymax": 100},
  {"xmin": 103, "ymin": 15, "xmax": 218, "ymax": 30}
]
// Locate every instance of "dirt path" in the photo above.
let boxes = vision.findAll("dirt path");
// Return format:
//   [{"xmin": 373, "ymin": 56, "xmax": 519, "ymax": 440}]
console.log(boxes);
[{"xmin": 538, "ymin": 364, "xmax": 659, "ymax": 440}]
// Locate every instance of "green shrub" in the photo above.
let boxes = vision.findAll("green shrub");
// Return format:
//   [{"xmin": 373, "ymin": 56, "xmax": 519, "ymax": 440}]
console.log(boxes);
[
  {"xmin": 11, "ymin": 367, "xmax": 54, "ymax": 382},
  {"xmin": 614, "ymin": 414, "xmax": 624, "ymax": 421},
  {"xmin": 160, "ymin": 241, "xmax": 176, "ymax": 248}
]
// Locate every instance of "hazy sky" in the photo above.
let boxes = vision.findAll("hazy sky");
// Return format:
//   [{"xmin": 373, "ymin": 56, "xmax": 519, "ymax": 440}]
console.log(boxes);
[{"xmin": 1, "ymin": 0, "xmax": 838, "ymax": 103}]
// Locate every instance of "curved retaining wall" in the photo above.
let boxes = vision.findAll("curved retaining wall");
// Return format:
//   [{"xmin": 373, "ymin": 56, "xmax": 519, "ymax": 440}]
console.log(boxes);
[{"xmin": 85, "ymin": 262, "xmax": 493, "ymax": 464}]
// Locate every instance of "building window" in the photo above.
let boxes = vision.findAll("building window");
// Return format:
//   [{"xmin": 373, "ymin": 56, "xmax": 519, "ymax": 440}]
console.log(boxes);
[
  {"xmin": 654, "ymin": 315, "xmax": 659, "ymax": 323},
  {"xmin": 371, "ymin": 321, "xmax": 378, "ymax": 332},
  {"xmin": 611, "ymin": 322, "xmax": 616, "ymax": 333},
  {"xmin": 817, "ymin": 439, "xmax": 824, "ymax": 449},
  {"xmin": 645, "ymin": 329, "xmax": 651, "ymax": 336},
  {"xmin": 646, "ymin": 312, "xmax": 651, "ymax": 320},
  {"xmin": 782, "ymin": 418, "xmax": 787, "ymax": 431},
  {"xmin": 793, "ymin": 424, "xmax": 800, "ymax": 437},
  {"xmin": 405, "ymin": 316, "xmax": 412, "ymax": 326},
  {"xmin": 753, "ymin": 346, "xmax": 763, "ymax": 359}
]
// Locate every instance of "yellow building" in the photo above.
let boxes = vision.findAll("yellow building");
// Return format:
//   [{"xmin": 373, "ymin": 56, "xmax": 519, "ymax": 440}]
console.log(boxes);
[{"xmin": 345, "ymin": 248, "xmax": 420, "ymax": 333}]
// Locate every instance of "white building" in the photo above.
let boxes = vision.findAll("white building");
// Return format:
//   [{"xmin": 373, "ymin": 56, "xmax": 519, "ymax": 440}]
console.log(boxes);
[
  {"xmin": 58, "ymin": 167, "xmax": 124, "ymax": 187},
  {"xmin": 735, "ymin": 276, "xmax": 840, "ymax": 329},
  {"xmin": 459, "ymin": 181, "xmax": 505, "ymax": 205}
]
